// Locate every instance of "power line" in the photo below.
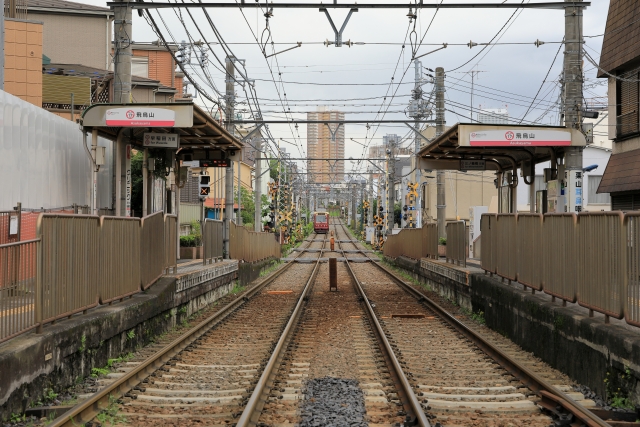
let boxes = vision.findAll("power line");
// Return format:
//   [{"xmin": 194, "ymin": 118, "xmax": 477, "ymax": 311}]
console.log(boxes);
[
  {"xmin": 519, "ymin": 39, "xmax": 564, "ymax": 123},
  {"xmin": 447, "ymin": 0, "xmax": 525, "ymax": 72}
]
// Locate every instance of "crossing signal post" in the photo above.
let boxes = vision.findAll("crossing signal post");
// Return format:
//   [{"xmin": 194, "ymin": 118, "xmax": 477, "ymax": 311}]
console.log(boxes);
[{"xmin": 404, "ymin": 182, "xmax": 418, "ymax": 228}]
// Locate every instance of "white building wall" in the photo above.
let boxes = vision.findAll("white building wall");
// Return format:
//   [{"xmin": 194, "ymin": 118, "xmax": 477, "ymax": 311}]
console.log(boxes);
[{"xmin": 0, "ymin": 90, "xmax": 112, "ymax": 211}]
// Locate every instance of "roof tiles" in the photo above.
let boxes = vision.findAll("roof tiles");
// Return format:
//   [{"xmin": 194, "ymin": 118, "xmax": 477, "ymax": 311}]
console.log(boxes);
[{"xmin": 598, "ymin": 0, "xmax": 640, "ymax": 77}]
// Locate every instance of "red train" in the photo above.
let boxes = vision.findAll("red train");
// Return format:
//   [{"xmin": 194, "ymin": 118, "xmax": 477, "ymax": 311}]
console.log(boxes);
[{"xmin": 313, "ymin": 212, "xmax": 329, "ymax": 234}]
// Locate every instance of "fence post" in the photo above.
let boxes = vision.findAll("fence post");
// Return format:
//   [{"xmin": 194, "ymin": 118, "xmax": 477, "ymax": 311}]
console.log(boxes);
[{"xmin": 35, "ymin": 230, "xmax": 43, "ymax": 334}]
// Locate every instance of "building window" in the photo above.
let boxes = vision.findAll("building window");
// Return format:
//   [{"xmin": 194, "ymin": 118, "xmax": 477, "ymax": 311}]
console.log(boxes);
[
  {"xmin": 132, "ymin": 56, "xmax": 149, "ymax": 78},
  {"xmin": 616, "ymin": 69, "xmax": 640, "ymax": 138},
  {"xmin": 612, "ymin": 193, "xmax": 640, "ymax": 211},
  {"xmin": 588, "ymin": 175, "xmax": 610, "ymax": 205}
]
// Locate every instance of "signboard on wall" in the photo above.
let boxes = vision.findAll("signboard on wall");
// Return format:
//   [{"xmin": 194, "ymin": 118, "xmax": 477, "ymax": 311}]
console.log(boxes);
[
  {"xmin": 143, "ymin": 133, "xmax": 179, "ymax": 148},
  {"xmin": 469, "ymin": 130, "xmax": 571, "ymax": 146}
]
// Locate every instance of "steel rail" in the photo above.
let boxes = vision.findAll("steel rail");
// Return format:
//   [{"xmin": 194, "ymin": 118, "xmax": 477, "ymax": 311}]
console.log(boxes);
[
  {"xmin": 368, "ymin": 260, "xmax": 611, "ymax": 427},
  {"xmin": 235, "ymin": 237, "xmax": 325, "ymax": 426},
  {"xmin": 335, "ymin": 221, "xmax": 430, "ymax": 427},
  {"xmin": 48, "ymin": 234, "xmax": 324, "ymax": 427}
]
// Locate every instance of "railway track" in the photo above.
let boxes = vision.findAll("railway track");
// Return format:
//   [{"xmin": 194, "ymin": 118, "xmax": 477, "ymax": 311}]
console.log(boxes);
[
  {"xmin": 333, "ymin": 218, "xmax": 610, "ymax": 427},
  {"xmin": 49, "ymin": 220, "xmax": 611, "ymax": 427},
  {"xmin": 48, "ymin": 234, "xmax": 325, "ymax": 427}
]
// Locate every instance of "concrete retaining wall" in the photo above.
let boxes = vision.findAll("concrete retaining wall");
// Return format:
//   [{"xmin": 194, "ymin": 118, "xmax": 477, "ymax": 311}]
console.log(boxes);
[{"xmin": 386, "ymin": 256, "xmax": 640, "ymax": 406}]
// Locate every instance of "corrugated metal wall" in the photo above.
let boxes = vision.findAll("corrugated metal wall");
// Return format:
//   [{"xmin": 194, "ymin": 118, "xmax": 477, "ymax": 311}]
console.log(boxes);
[{"xmin": 0, "ymin": 90, "xmax": 113, "ymax": 211}]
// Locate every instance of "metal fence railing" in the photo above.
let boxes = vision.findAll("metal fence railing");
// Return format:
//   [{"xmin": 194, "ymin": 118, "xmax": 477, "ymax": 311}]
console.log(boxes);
[
  {"xmin": 578, "ymin": 212, "xmax": 626, "ymax": 319},
  {"xmin": 542, "ymin": 214, "xmax": 578, "ymax": 304},
  {"xmin": 496, "ymin": 215, "xmax": 517, "ymax": 281},
  {"xmin": 164, "ymin": 215, "xmax": 178, "ymax": 274},
  {"xmin": 480, "ymin": 212, "xmax": 640, "ymax": 327},
  {"xmin": 0, "ymin": 239, "xmax": 38, "ymax": 343},
  {"xmin": 140, "ymin": 212, "xmax": 165, "ymax": 290},
  {"xmin": 480, "ymin": 214, "xmax": 497, "ymax": 274},
  {"xmin": 100, "ymin": 216, "xmax": 141, "ymax": 304},
  {"xmin": 229, "ymin": 221, "xmax": 280, "ymax": 262},
  {"xmin": 203, "ymin": 219, "xmax": 223, "ymax": 264},
  {"xmin": 516, "ymin": 214, "xmax": 543, "ymax": 291},
  {"xmin": 38, "ymin": 215, "xmax": 101, "ymax": 325},
  {"xmin": 423, "ymin": 224, "xmax": 439, "ymax": 259},
  {"xmin": 382, "ymin": 225, "xmax": 439, "ymax": 260},
  {"xmin": 626, "ymin": 213, "xmax": 640, "ymax": 327},
  {"xmin": 445, "ymin": 221, "xmax": 466, "ymax": 267},
  {"xmin": 385, "ymin": 229, "xmax": 423, "ymax": 260},
  {"xmin": 0, "ymin": 211, "xmax": 182, "ymax": 343}
]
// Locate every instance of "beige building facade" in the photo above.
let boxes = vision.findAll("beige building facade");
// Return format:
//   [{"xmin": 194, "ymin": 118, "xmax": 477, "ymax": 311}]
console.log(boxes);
[
  {"xmin": 3, "ymin": 18, "xmax": 43, "ymax": 106},
  {"xmin": 421, "ymin": 171, "xmax": 496, "ymax": 223},
  {"xmin": 28, "ymin": 0, "xmax": 112, "ymax": 70}
]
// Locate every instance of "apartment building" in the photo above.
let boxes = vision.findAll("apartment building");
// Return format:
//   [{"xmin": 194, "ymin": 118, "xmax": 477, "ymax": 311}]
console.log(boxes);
[{"xmin": 307, "ymin": 107, "xmax": 345, "ymax": 184}]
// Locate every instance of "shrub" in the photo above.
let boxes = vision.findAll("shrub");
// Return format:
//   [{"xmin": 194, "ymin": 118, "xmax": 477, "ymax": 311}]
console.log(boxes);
[
  {"xmin": 180, "ymin": 234, "xmax": 201, "ymax": 247},
  {"xmin": 439, "ymin": 237, "xmax": 447, "ymax": 246}
]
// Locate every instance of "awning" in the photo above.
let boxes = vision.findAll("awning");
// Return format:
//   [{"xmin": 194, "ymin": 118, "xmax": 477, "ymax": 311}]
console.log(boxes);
[
  {"xmin": 81, "ymin": 102, "xmax": 243, "ymax": 151},
  {"xmin": 417, "ymin": 123, "xmax": 586, "ymax": 171},
  {"xmin": 597, "ymin": 148, "xmax": 640, "ymax": 194}
]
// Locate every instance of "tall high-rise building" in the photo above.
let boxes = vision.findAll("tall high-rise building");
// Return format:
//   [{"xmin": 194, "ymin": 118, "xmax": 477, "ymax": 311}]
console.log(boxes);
[
  {"xmin": 477, "ymin": 107, "xmax": 509, "ymax": 124},
  {"xmin": 307, "ymin": 107, "xmax": 345, "ymax": 184}
]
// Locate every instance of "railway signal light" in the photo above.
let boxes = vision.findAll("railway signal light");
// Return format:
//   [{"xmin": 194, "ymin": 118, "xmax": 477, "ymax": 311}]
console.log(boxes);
[{"xmin": 198, "ymin": 174, "xmax": 210, "ymax": 200}]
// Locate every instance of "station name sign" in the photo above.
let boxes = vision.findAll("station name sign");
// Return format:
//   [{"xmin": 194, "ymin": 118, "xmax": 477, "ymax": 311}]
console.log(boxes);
[
  {"xmin": 105, "ymin": 108, "xmax": 176, "ymax": 127},
  {"xmin": 469, "ymin": 130, "xmax": 571, "ymax": 146},
  {"xmin": 143, "ymin": 132, "xmax": 179, "ymax": 148},
  {"xmin": 460, "ymin": 159, "xmax": 486, "ymax": 171}
]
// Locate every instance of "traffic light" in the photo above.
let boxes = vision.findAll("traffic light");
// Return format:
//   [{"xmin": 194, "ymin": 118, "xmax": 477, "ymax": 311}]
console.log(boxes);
[{"xmin": 199, "ymin": 174, "xmax": 210, "ymax": 200}]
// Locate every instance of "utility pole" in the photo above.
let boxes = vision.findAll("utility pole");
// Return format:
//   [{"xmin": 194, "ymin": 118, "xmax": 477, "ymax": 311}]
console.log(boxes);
[
  {"xmin": 435, "ymin": 67, "xmax": 446, "ymax": 239},
  {"xmin": 237, "ymin": 154, "xmax": 242, "ymax": 226},
  {"xmin": 563, "ymin": 0, "xmax": 584, "ymax": 213},
  {"xmin": 254, "ymin": 135, "xmax": 262, "ymax": 231},
  {"xmin": 387, "ymin": 139, "xmax": 396, "ymax": 235},
  {"xmin": 413, "ymin": 59, "xmax": 421, "ymax": 185},
  {"xmin": 224, "ymin": 56, "xmax": 235, "ymax": 257},
  {"xmin": 113, "ymin": 0, "xmax": 132, "ymax": 103},
  {"xmin": 351, "ymin": 183, "xmax": 356, "ymax": 228},
  {"xmin": 360, "ymin": 182, "xmax": 364, "ymax": 232}
]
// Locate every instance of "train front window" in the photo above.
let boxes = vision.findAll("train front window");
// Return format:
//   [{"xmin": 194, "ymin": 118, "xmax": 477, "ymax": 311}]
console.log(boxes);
[{"xmin": 316, "ymin": 214, "xmax": 327, "ymax": 222}]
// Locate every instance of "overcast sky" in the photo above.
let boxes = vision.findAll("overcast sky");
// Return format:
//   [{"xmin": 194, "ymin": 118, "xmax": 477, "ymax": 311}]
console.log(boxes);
[{"xmin": 78, "ymin": 0, "xmax": 610, "ymax": 176}]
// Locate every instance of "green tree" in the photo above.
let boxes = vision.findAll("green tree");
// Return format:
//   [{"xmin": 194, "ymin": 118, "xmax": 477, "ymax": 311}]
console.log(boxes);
[
  {"xmin": 234, "ymin": 187, "xmax": 270, "ymax": 227},
  {"xmin": 394, "ymin": 202, "xmax": 402, "ymax": 228}
]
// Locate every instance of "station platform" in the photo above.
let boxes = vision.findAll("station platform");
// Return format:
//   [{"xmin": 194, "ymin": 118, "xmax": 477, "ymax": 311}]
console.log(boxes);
[{"xmin": 0, "ymin": 259, "xmax": 239, "ymax": 419}]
